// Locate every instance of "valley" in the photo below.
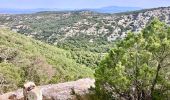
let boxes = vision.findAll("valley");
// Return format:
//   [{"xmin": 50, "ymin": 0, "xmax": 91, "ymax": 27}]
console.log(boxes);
[
  {"xmin": 1, "ymin": 7, "xmax": 170, "ymax": 68},
  {"xmin": 0, "ymin": 6, "xmax": 170, "ymax": 99}
]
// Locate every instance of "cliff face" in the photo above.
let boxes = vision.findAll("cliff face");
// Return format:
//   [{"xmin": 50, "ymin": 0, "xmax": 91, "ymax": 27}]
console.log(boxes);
[{"xmin": 0, "ymin": 78, "xmax": 95, "ymax": 100}]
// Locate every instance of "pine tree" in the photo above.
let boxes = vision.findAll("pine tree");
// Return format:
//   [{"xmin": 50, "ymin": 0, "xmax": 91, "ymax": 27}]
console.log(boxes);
[{"xmin": 95, "ymin": 19, "xmax": 170, "ymax": 100}]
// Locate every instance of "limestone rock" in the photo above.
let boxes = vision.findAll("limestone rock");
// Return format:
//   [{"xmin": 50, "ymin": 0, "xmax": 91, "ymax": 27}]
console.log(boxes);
[{"xmin": 0, "ymin": 78, "xmax": 95, "ymax": 100}]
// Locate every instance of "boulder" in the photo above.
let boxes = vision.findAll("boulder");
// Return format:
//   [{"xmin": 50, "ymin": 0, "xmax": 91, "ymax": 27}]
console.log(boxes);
[{"xmin": 0, "ymin": 78, "xmax": 95, "ymax": 100}]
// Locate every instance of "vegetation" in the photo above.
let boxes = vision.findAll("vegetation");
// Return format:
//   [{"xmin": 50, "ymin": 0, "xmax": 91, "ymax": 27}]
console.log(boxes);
[
  {"xmin": 95, "ymin": 19, "xmax": 170, "ymax": 100},
  {"xmin": 1, "ymin": 7, "xmax": 169, "ymax": 68},
  {"xmin": 0, "ymin": 28, "xmax": 93, "ymax": 94},
  {"xmin": 0, "ymin": 7, "xmax": 170, "ymax": 99},
  {"xmin": 57, "ymin": 35, "xmax": 113, "ymax": 67}
]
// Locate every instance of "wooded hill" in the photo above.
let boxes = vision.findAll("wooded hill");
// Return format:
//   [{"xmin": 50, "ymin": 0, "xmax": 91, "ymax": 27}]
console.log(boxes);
[{"xmin": 0, "ymin": 28, "xmax": 93, "ymax": 94}]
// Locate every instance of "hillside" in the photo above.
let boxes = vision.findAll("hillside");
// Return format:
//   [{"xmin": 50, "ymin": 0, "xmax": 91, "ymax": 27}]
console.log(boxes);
[
  {"xmin": 0, "ymin": 7, "xmax": 170, "ymax": 47},
  {"xmin": 0, "ymin": 7, "xmax": 170, "ymax": 67},
  {"xmin": 0, "ymin": 28, "xmax": 93, "ymax": 94},
  {"xmin": 0, "ymin": 6, "xmax": 170, "ymax": 99}
]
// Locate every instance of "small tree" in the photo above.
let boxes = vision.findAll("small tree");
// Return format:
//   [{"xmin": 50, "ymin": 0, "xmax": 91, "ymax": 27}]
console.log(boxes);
[{"xmin": 95, "ymin": 19, "xmax": 170, "ymax": 100}]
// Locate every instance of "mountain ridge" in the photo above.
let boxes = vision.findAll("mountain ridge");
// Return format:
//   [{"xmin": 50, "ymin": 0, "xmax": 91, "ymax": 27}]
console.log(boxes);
[
  {"xmin": 0, "ymin": 6, "xmax": 143, "ymax": 14},
  {"xmin": 1, "ymin": 6, "xmax": 170, "ymax": 53},
  {"xmin": 90, "ymin": 6, "xmax": 142, "ymax": 13}
]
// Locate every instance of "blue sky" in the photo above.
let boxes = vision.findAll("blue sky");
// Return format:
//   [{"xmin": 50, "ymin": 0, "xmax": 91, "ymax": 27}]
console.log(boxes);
[{"xmin": 0, "ymin": 0, "xmax": 170, "ymax": 9}]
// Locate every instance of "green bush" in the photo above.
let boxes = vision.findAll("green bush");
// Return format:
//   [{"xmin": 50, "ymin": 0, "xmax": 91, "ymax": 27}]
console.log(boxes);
[{"xmin": 95, "ymin": 19, "xmax": 170, "ymax": 100}]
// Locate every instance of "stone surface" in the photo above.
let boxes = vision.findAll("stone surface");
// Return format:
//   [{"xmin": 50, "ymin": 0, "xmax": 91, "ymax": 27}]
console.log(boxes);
[{"xmin": 0, "ymin": 78, "xmax": 95, "ymax": 100}]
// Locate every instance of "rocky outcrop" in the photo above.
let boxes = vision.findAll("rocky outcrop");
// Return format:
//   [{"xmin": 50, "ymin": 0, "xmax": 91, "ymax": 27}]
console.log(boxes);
[
  {"xmin": 0, "ymin": 78, "xmax": 95, "ymax": 100},
  {"xmin": 1, "ymin": 7, "xmax": 170, "ymax": 43}
]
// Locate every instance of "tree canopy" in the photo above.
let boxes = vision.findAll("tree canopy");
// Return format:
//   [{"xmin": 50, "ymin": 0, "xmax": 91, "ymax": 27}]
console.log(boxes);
[{"xmin": 95, "ymin": 19, "xmax": 170, "ymax": 100}]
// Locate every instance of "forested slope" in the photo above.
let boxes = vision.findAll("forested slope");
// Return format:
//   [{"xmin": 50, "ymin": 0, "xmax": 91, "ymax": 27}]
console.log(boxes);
[{"xmin": 0, "ymin": 28, "xmax": 93, "ymax": 94}]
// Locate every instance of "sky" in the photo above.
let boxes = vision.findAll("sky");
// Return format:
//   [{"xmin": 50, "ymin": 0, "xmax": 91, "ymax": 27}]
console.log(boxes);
[{"xmin": 0, "ymin": 0, "xmax": 170, "ymax": 9}]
